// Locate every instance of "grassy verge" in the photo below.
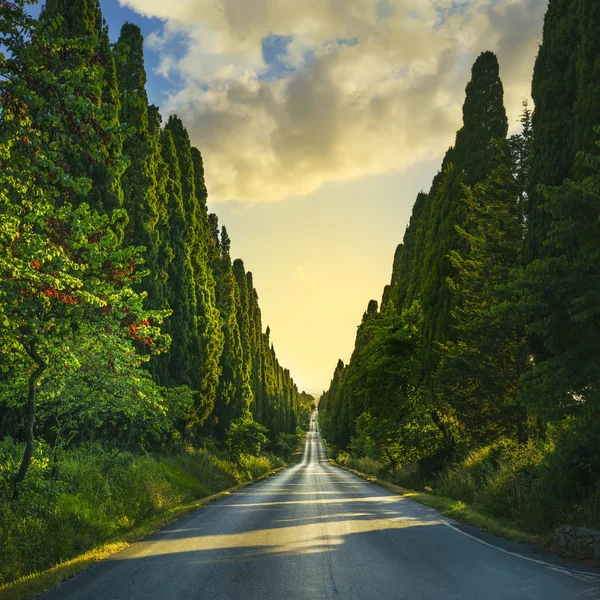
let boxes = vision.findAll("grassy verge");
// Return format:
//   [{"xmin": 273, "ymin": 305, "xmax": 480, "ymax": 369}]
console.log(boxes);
[
  {"xmin": 0, "ymin": 439, "xmax": 295, "ymax": 600},
  {"xmin": 0, "ymin": 469, "xmax": 286, "ymax": 600},
  {"xmin": 331, "ymin": 460, "xmax": 540, "ymax": 545},
  {"xmin": 0, "ymin": 428, "xmax": 312, "ymax": 600}
]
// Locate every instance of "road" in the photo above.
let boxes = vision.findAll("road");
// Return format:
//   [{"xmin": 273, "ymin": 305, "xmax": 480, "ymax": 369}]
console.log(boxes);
[{"xmin": 42, "ymin": 413, "xmax": 600, "ymax": 600}]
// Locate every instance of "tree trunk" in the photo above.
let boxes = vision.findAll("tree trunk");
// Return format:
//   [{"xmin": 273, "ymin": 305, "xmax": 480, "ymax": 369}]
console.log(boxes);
[{"xmin": 13, "ymin": 344, "xmax": 46, "ymax": 499}]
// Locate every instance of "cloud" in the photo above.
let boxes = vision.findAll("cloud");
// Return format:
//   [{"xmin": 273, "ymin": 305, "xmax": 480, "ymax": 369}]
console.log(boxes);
[{"xmin": 120, "ymin": 0, "xmax": 548, "ymax": 203}]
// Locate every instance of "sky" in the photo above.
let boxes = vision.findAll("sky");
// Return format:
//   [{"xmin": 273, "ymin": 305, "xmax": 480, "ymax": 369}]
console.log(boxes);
[{"xmin": 35, "ymin": 0, "xmax": 548, "ymax": 393}]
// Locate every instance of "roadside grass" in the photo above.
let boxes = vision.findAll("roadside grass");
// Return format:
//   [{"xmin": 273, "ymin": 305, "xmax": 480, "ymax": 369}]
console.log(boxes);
[
  {"xmin": 0, "ymin": 467, "xmax": 287, "ymax": 600},
  {"xmin": 340, "ymin": 463, "xmax": 538, "ymax": 542},
  {"xmin": 0, "ymin": 431, "xmax": 309, "ymax": 600},
  {"xmin": 328, "ymin": 453, "xmax": 540, "ymax": 546}
]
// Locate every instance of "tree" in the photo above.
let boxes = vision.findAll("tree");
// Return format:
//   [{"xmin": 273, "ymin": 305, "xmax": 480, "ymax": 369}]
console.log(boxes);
[
  {"xmin": 156, "ymin": 126, "xmax": 195, "ymax": 387},
  {"xmin": 0, "ymin": 196, "xmax": 169, "ymax": 494},
  {"xmin": 437, "ymin": 143, "xmax": 527, "ymax": 443},
  {"xmin": 41, "ymin": 0, "xmax": 125, "ymax": 227},
  {"xmin": 514, "ymin": 128, "xmax": 600, "ymax": 421},
  {"xmin": 209, "ymin": 222, "xmax": 250, "ymax": 439},
  {"xmin": 420, "ymin": 52, "xmax": 509, "ymax": 379},
  {"xmin": 114, "ymin": 23, "xmax": 161, "ymax": 304}
]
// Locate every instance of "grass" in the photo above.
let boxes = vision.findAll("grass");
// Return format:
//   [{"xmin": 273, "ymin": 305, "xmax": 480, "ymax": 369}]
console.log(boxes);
[
  {"xmin": 0, "ymin": 430, "xmax": 309, "ymax": 600},
  {"xmin": 332, "ymin": 460, "xmax": 540, "ymax": 545},
  {"xmin": 0, "ymin": 466, "xmax": 285, "ymax": 600}
]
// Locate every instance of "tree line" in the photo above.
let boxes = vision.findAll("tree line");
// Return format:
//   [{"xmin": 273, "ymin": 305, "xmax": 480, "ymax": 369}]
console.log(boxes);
[
  {"xmin": 319, "ymin": 0, "xmax": 600, "ymax": 530},
  {"xmin": 0, "ymin": 0, "xmax": 313, "ymax": 497}
]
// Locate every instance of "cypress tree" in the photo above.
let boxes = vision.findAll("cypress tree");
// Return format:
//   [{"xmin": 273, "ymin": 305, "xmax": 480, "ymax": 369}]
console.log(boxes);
[
  {"xmin": 516, "ymin": 129, "xmax": 600, "ymax": 420},
  {"xmin": 146, "ymin": 105, "xmax": 173, "ymax": 384},
  {"xmin": 573, "ymin": 0, "xmax": 600, "ymax": 178},
  {"xmin": 115, "ymin": 24, "xmax": 160, "ymax": 303},
  {"xmin": 209, "ymin": 222, "xmax": 250, "ymax": 439},
  {"xmin": 233, "ymin": 259, "xmax": 254, "ymax": 413},
  {"xmin": 526, "ymin": 0, "xmax": 578, "ymax": 263},
  {"xmin": 382, "ymin": 191, "xmax": 429, "ymax": 313},
  {"xmin": 41, "ymin": 0, "xmax": 102, "ymax": 39},
  {"xmin": 420, "ymin": 51, "xmax": 508, "ymax": 375},
  {"xmin": 157, "ymin": 127, "xmax": 194, "ymax": 386},
  {"xmin": 191, "ymin": 147, "xmax": 209, "ymax": 214},
  {"xmin": 247, "ymin": 275, "xmax": 265, "ymax": 423},
  {"xmin": 521, "ymin": 0, "xmax": 600, "ymax": 411},
  {"xmin": 166, "ymin": 117, "xmax": 224, "ymax": 424},
  {"xmin": 437, "ymin": 143, "xmax": 527, "ymax": 443}
]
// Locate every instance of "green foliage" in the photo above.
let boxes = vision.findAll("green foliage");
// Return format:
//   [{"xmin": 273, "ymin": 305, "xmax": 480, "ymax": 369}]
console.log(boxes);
[
  {"xmin": 436, "ymin": 142, "xmax": 527, "ymax": 444},
  {"xmin": 0, "ymin": 440, "xmax": 279, "ymax": 585},
  {"xmin": 420, "ymin": 51, "xmax": 508, "ymax": 377},
  {"xmin": 225, "ymin": 419, "xmax": 269, "ymax": 459},
  {"xmin": 114, "ymin": 23, "xmax": 161, "ymax": 306},
  {"xmin": 0, "ymin": 1, "xmax": 308, "ymax": 529},
  {"xmin": 0, "ymin": 6, "xmax": 170, "ymax": 493},
  {"xmin": 514, "ymin": 129, "xmax": 600, "ymax": 421},
  {"xmin": 322, "ymin": 4, "xmax": 600, "ymax": 538},
  {"xmin": 321, "ymin": 303, "xmax": 445, "ymax": 465},
  {"xmin": 41, "ymin": 0, "xmax": 125, "ymax": 231},
  {"xmin": 273, "ymin": 433, "xmax": 298, "ymax": 462}
]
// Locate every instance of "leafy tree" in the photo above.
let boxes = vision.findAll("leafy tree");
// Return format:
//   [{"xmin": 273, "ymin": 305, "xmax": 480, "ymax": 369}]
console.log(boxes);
[
  {"xmin": 225, "ymin": 418, "xmax": 268, "ymax": 459},
  {"xmin": 0, "ymin": 199, "xmax": 169, "ymax": 493},
  {"xmin": 0, "ymin": 4, "xmax": 169, "ymax": 494}
]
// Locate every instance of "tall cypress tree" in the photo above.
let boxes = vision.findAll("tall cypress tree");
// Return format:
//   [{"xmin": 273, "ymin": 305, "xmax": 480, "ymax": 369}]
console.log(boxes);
[
  {"xmin": 247, "ymin": 274, "xmax": 265, "ymax": 423},
  {"xmin": 420, "ymin": 51, "xmax": 508, "ymax": 375},
  {"xmin": 574, "ymin": 0, "xmax": 600, "ymax": 178},
  {"xmin": 233, "ymin": 259, "xmax": 254, "ymax": 413},
  {"xmin": 146, "ymin": 105, "xmax": 173, "ymax": 384},
  {"xmin": 382, "ymin": 191, "xmax": 429, "ymax": 313},
  {"xmin": 518, "ymin": 0, "xmax": 600, "ymax": 423},
  {"xmin": 437, "ymin": 143, "xmax": 527, "ymax": 443},
  {"xmin": 115, "ymin": 24, "xmax": 160, "ymax": 303},
  {"xmin": 526, "ymin": 0, "xmax": 578, "ymax": 263},
  {"xmin": 190, "ymin": 147, "xmax": 224, "ymax": 419},
  {"xmin": 167, "ymin": 117, "xmax": 223, "ymax": 416},
  {"xmin": 157, "ymin": 127, "xmax": 194, "ymax": 386},
  {"xmin": 209, "ymin": 221, "xmax": 250, "ymax": 439}
]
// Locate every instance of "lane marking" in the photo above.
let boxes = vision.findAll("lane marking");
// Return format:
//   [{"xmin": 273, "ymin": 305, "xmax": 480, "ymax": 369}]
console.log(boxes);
[
  {"xmin": 314, "ymin": 422, "xmax": 600, "ymax": 587},
  {"xmin": 442, "ymin": 521, "xmax": 600, "ymax": 585}
]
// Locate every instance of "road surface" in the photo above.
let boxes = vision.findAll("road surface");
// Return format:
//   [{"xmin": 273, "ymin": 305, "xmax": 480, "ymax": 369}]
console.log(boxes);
[{"xmin": 42, "ymin": 413, "xmax": 600, "ymax": 599}]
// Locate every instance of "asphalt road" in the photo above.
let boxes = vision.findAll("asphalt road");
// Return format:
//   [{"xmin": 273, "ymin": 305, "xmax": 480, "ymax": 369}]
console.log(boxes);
[{"xmin": 42, "ymin": 413, "xmax": 600, "ymax": 600}]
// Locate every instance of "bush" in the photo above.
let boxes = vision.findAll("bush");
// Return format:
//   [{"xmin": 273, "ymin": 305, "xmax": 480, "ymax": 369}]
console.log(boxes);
[
  {"xmin": 225, "ymin": 419, "xmax": 269, "ymax": 459},
  {"xmin": 273, "ymin": 433, "xmax": 298, "ymax": 461},
  {"xmin": 343, "ymin": 418, "xmax": 600, "ymax": 536},
  {"xmin": 337, "ymin": 452, "xmax": 384, "ymax": 477}
]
